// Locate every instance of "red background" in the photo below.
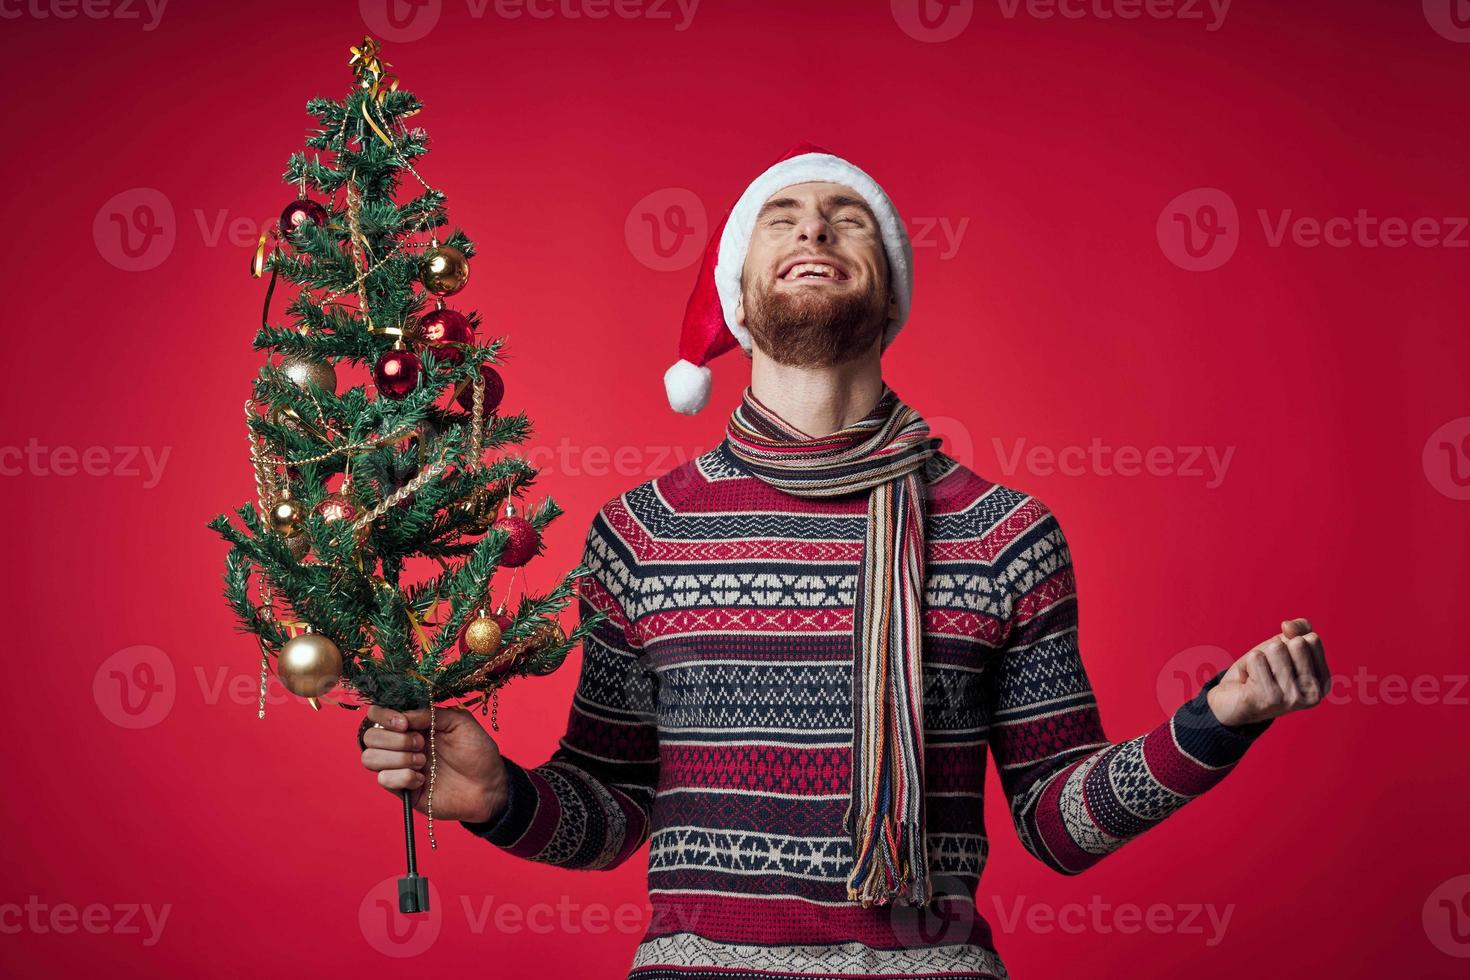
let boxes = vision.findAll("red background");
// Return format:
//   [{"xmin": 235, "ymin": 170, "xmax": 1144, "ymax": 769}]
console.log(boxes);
[{"xmin": 2, "ymin": 1, "xmax": 1467, "ymax": 976}]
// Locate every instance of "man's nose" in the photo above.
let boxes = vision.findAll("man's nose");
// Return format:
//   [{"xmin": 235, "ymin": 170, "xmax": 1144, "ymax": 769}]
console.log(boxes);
[{"xmin": 796, "ymin": 214, "xmax": 830, "ymax": 243}]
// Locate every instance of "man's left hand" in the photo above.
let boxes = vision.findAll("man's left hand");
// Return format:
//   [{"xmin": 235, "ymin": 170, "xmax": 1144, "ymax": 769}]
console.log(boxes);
[{"xmin": 1207, "ymin": 618, "xmax": 1331, "ymax": 727}]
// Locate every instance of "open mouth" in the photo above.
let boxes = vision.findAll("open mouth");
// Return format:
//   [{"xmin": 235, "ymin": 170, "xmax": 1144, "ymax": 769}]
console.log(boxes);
[{"xmin": 778, "ymin": 257, "xmax": 850, "ymax": 282}]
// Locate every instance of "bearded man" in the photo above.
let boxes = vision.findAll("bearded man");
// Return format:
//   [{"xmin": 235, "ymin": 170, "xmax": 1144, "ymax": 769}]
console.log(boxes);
[{"xmin": 359, "ymin": 143, "xmax": 1331, "ymax": 978}]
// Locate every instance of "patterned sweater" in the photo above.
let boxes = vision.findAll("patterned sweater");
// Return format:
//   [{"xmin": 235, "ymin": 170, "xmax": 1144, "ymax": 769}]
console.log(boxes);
[{"xmin": 461, "ymin": 441, "xmax": 1271, "ymax": 978}]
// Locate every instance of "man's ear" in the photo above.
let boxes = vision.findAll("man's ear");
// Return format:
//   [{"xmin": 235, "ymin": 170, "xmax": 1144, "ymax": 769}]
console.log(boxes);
[{"xmin": 735, "ymin": 293, "xmax": 746, "ymax": 329}]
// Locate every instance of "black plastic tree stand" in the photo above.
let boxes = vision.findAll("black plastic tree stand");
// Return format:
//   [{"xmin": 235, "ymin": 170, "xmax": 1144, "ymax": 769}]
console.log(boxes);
[{"xmin": 397, "ymin": 789, "xmax": 430, "ymax": 914}]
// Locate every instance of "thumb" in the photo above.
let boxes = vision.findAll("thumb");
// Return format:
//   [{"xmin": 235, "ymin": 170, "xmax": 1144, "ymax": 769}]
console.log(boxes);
[{"xmin": 1281, "ymin": 617, "xmax": 1312, "ymax": 638}]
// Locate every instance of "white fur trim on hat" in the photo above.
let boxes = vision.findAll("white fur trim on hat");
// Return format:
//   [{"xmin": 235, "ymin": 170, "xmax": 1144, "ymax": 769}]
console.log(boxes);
[
  {"xmin": 712, "ymin": 151, "xmax": 913, "ymax": 353},
  {"xmin": 663, "ymin": 358, "xmax": 713, "ymax": 415}
]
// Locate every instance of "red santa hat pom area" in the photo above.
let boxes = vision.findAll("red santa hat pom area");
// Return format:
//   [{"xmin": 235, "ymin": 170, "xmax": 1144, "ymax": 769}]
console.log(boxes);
[{"xmin": 663, "ymin": 141, "xmax": 914, "ymax": 415}]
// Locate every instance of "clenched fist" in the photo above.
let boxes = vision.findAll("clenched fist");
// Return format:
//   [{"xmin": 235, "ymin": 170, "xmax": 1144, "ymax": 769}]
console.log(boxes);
[
  {"xmin": 1208, "ymin": 618, "xmax": 1330, "ymax": 727},
  {"xmin": 358, "ymin": 704, "xmax": 509, "ymax": 824}
]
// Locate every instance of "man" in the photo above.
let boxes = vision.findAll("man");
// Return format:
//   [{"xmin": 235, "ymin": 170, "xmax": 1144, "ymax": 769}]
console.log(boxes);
[{"xmin": 359, "ymin": 143, "xmax": 1331, "ymax": 978}]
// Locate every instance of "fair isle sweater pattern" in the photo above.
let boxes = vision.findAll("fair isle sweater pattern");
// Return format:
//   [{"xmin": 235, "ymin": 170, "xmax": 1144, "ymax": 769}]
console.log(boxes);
[{"xmin": 461, "ymin": 442, "xmax": 1268, "ymax": 979}]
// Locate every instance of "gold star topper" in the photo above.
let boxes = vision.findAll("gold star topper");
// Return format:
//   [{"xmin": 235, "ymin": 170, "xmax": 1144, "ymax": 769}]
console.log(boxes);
[{"xmin": 348, "ymin": 36, "xmax": 399, "ymax": 103}]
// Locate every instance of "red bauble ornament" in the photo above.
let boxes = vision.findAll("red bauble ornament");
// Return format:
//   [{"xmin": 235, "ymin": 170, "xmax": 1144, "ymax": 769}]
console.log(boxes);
[
  {"xmin": 455, "ymin": 364, "xmax": 505, "ymax": 412},
  {"xmin": 494, "ymin": 510, "xmax": 539, "ymax": 567},
  {"xmin": 374, "ymin": 347, "xmax": 422, "ymax": 400},
  {"xmin": 419, "ymin": 308, "xmax": 474, "ymax": 365},
  {"xmin": 280, "ymin": 198, "xmax": 328, "ymax": 236},
  {"xmin": 314, "ymin": 492, "xmax": 360, "ymax": 524}
]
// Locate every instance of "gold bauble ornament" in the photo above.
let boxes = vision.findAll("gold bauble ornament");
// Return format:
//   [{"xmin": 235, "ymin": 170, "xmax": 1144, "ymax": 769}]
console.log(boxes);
[
  {"xmin": 277, "ymin": 629, "xmax": 343, "ymax": 698},
  {"xmin": 419, "ymin": 245, "xmax": 469, "ymax": 296},
  {"xmin": 281, "ymin": 355, "xmax": 337, "ymax": 395},
  {"xmin": 270, "ymin": 498, "xmax": 306, "ymax": 537},
  {"xmin": 284, "ymin": 531, "xmax": 311, "ymax": 560},
  {"xmin": 463, "ymin": 611, "xmax": 503, "ymax": 656}
]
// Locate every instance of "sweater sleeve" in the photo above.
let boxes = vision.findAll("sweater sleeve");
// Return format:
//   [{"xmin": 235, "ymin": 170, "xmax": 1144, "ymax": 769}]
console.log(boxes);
[
  {"xmin": 459, "ymin": 507, "xmax": 660, "ymax": 871},
  {"xmin": 986, "ymin": 499, "xmax": 1271, "ymax": 874}
]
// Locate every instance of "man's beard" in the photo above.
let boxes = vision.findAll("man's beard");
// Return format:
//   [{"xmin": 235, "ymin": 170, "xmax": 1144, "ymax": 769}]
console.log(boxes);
[{"xmin": 742, "ymin": 274, "xmax": 887, "ymax": 368}]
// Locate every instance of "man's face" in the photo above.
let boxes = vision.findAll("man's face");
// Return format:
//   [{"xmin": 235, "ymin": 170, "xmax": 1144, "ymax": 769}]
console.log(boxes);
[{"xmin": 737, "ymin": 181, "xmax": 896, "ymax": 368}]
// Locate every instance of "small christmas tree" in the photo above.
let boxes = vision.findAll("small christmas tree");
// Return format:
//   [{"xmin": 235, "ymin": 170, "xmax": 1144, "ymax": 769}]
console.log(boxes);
[{"xmin": 207, "ymin": 37, "xmax": 596, "ymax": 913}]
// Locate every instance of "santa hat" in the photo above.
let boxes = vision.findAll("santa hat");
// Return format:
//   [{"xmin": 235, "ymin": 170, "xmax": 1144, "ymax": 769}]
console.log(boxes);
[{"xmin": 662, "ymin": 142, "xmax": 914, "ymax": 415}]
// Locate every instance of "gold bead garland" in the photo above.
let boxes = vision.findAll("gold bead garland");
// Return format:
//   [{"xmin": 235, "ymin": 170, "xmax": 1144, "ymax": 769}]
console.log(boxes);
[
  {"xmin": 343, "ymin": 179, "xmax": 377, "ymax": 332},
  {"xmin": 426, "ymin": 699, "xmax": 438, "ymax": 850},
  {"xmin": 246, "ymin": 398, "xmax": 286, "ymax": 719}
]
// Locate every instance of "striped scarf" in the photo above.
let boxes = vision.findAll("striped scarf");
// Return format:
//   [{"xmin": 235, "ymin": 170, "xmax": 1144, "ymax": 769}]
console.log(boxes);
[{"xmin": 725, "ymin": 386, "xmax": 940, "ymax": 908}]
